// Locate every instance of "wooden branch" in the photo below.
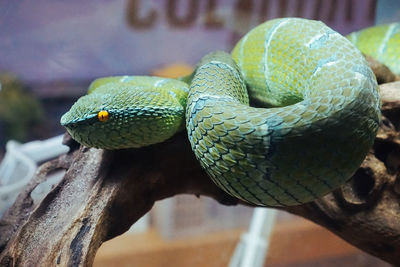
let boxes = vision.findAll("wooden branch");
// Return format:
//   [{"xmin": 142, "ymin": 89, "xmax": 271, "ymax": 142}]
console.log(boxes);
[
  {"xmin": 365, "ymin": 55, "xmax": 400, "ymax": 84},
  {"xmin": 0, "ymin": 82, "xmax": 399, "ymax": 266}
]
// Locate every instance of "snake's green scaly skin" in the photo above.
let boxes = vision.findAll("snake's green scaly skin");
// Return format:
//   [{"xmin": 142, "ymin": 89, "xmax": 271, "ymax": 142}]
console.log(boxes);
[
  {"xmin": 61, "ymin": 18, "xmax": 384, "ymax": 206},
  {"xmin": 347, "ymin": 22, "xmax": 400, "ymax": 74},
  {"xmin": 186, "ymin": 18, "xmax": 380, "ymax": 206},
  {"xmin": 61, "ymin": 76, "xmax": 189, "ymax": 149}
]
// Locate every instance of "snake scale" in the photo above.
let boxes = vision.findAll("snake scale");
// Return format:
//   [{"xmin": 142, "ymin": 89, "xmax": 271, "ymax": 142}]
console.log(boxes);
[{"xmin": 61, "ymin": 18, "xmax": 398, "ymax": 207}]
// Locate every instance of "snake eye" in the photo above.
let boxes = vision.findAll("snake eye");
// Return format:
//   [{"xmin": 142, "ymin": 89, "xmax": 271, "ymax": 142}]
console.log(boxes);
[{"xmin": 97, "ymin": 110, "xmax": 109, "ymax": 122}]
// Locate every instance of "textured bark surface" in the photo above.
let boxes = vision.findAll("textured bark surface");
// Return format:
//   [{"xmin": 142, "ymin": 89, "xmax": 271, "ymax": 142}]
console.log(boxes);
[
  {"xmin": 0, "ymin": 79, "xmax": 399, "ymax": 266},
  {"xmin": 365, "ymin": 55, "xmax": 400, "ymax": 84}
]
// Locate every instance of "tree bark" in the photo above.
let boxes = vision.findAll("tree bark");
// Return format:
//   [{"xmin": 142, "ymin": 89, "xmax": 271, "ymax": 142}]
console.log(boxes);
[{"xmin": 0, "ymin": 81, "xmax": 399, "ymax": 266}]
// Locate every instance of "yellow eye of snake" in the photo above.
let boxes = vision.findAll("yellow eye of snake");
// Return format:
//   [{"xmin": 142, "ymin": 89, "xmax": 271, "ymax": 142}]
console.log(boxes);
[{"xmin": 98, "ymin": 110, "xmax": 109, "ymax": 122}]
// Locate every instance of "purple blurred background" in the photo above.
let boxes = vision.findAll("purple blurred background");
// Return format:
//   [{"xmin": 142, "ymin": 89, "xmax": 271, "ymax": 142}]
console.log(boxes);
[
  {"xmin": 0, "ymin": 0, "xmax": 377, "ymax": 84},
  {"xmin": 0, "ymin": 0, "xmax": 390, "ymax": 146}
]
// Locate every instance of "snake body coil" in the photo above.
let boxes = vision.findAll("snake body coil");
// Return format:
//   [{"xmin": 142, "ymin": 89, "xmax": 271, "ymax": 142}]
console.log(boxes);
[
  {"xmin": 61, "ymin": 18, "xmax": 384, "ymax": 206},
  {"xmin": 347, "ymin": 22, "xmax": 400, "ymax": 74}
]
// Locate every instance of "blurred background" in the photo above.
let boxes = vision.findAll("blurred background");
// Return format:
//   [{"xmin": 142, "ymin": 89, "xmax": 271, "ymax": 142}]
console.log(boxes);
[{"xmin": 0, "ymin": 0, "xmax": 399, "ymax": 266}]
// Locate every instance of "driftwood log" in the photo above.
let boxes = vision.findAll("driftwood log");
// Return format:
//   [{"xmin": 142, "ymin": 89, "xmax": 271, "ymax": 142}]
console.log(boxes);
[{"xmin": 0, "ymin": 68, "xmax": 399, "ymax": 266}]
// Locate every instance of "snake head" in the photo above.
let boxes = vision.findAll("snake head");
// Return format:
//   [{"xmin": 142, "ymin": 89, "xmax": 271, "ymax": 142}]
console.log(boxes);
[{"xmin": 60, "ymin": 78, "xmax": 188, "ymax": 149}]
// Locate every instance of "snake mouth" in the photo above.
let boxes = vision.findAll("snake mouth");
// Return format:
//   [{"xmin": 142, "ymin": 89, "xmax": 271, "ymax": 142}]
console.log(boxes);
[
  {"xmin": 60, "ymin": 113, "xmax": 98, "ymax": 128},
  {"xmin": 60, "ymin": 113, "xmax": 105, "ymax": 148}
]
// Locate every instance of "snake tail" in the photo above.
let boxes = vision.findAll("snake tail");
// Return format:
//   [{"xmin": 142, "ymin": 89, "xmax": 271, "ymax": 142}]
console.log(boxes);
[{"xmin": 347, "ymin": 22, "xmax": 400, "ymax": 75}]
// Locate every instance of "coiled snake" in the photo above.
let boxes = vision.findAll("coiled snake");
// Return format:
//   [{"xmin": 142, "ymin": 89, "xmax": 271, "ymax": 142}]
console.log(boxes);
[{"xmin": 61, "ymin": 18, "xmax": 397, "ymax": 206}]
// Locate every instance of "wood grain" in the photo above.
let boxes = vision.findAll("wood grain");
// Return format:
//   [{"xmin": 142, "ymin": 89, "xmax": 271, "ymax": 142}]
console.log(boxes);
[{"xmin": 0, "ymin": 80, "xmax": 399, "ymax": 266}]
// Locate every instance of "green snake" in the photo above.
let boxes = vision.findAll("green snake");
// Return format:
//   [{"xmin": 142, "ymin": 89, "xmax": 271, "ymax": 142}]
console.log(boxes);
[
  {"xmin": 347, "ymin": 22, "xmax": 400, "ymax": 74},
  {"xmin": 61, "ymin": 18, "xmax": 395, "ymax": 207}
]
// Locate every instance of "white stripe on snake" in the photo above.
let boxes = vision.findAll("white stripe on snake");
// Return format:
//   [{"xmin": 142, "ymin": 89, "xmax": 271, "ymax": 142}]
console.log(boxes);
[{"xmin": 61, "ymin": 18, "xmax": 394, "ymax": 206}]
